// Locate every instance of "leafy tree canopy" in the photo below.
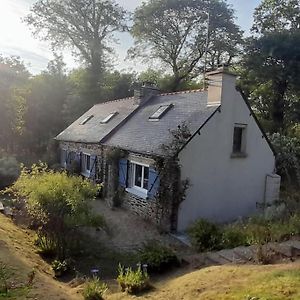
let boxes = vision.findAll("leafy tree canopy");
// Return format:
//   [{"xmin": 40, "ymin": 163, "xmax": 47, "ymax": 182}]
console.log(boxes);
[
  {"xmin": 253, "ymin": 0, "xmax": 300, "ymax": 34},
  {"xmin": 25, "ymin": 0, "xmax": 127, "ymax": 97},
  {"xmin": 130, "ymin": 0, "xmax": 243, "ymax": 91},
  {"xmin": 239, "ymin": 31, "xmax": 300, "ymax": 131}
]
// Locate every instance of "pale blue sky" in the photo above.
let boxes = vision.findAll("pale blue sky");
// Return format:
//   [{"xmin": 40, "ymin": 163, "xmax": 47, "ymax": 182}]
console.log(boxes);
[{"xmin": 0, "ymin": 0, "xmax": 261, "ymax": 74}]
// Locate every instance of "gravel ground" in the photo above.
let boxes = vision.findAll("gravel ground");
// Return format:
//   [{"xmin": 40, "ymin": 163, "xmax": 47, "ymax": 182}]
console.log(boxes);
[{"xmin": 90, "ymin": 199, "xmax": 191, "ymax": 254}]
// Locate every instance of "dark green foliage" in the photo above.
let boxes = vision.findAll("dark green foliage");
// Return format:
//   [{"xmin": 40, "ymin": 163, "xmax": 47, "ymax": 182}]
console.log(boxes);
[
  {"xmin": 221, "ymin": 227, "xmax": 248, "ymax": 249},
  {"xmin": 82, "ymin": 278, "xmax": 108, "ymax": 300},
  {"xmin": 138, "ymin": 241, "xmax": 179, "ymax": 273},
  {"xmin": 0, "ymin": 153, "xmax": 20, "ymax": 189},
  {"xmin": 188, "ymin": 215, "xmax": 300, "ymax": 252},
  {"xmin": 269, "ymin": 133, "xmax": 300, "ymax": 186},
  {"xmin": 188, "ymin": 219, "xmax": 222, "ymax": 252},
  {"xmin": 239, "ymin": 31, "xmax": 300, "ymax": 132},
  {"xmin": 117, "ymin": 264, "xmax": 150, "ymax": 295}
]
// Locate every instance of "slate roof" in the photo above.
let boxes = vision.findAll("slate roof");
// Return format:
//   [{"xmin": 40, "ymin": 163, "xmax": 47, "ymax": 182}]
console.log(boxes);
[
  {"xmin": 55, "ymin": 97, "xmax": 138, "ymax": 143},
  {"xmin": 56, "ymin": 90, "xmax": 219, "ymax": 156},
  {"xmin": 104, "ymin": 91, "xmax": 217, "ymax": 156}
]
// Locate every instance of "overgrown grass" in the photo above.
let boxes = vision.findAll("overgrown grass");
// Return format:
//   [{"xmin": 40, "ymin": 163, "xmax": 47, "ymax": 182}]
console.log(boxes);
[
  {"xmin": 82, "ymin": 277, "xmax": 108, "ymax": 300},
  {"xmin": 188, "ymin": 214, "xmax": 300, "ymax": 252},
  {"xmin": 117, "ymin": 264, "xmax": 150, "ymax": 294},
  {"xmin": 107, "ymin": 264, "xmax": 300, "ymax": 300},
  {"xmin": 138, "ymin": 241, "xmax": 179, "ymax": 273}
]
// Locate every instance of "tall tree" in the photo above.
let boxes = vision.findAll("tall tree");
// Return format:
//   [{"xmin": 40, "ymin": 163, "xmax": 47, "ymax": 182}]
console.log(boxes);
[
  {"xmin": 239, "ymin": 0, "xmax": 300, "ymax": 132},
  {"xmin": 240, "ymin": 32, "xmax": 300, "ymax": 132},
  {"xmin": 24, "ymin": 55, "xmax": 69, "ymax": 156},
  {"xmin": 25, "ymin": 0, "xmax": 127, "ymax": 101},
  {"xmin": 0, "ymin": 56, "xmax": 30, "ymax": 153},
  {"xmin": 130, "ymin": 0, "xmax": 243, "ymax": 91},
  {"xmin": 252, "ymin": 0, "xmax": 300, "ymax": 34}
]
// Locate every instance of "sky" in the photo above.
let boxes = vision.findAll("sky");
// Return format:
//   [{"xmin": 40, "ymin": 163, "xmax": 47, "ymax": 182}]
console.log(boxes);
[{"xmin": 0, "ymin": 0, "xmax": 262, "ymax": 74}]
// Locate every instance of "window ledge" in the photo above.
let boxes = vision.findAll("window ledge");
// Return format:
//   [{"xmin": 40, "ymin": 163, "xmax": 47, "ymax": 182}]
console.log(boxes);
[
  {"xmin": 231, "ymin": 152, "xmax": 247, "ymax": 159},
  {"xmin": 125, "ymin": 187, "xmax": 148, "ymax": 199}
]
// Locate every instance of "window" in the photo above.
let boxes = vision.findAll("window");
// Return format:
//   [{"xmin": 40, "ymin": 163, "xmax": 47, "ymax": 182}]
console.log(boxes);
[
  {"xmin": 129, "ymin": 162, "xmax": 149, "ymax": 193},
  {"xmin": 101, "ymin": 112, "xmax": 118, "ymax": 124},
  {"xmin": 82, "ymin": 153, "xmax": 91, "ymax": 174},
  {"xmin": 232, "ymin": 124, "xmax": 247, "ymax": 156},
  {"xmin": 80, "ymin": 115, "xmax": 94, "ymax": 125},
  {"xmin": 149, "ymin": 104, "xmax": 173, "ymax": 121}
]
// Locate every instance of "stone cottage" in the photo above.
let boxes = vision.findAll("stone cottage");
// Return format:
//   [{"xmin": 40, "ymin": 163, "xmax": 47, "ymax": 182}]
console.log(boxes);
[{"xmin": 55, "ymin": 68, "xmax": 280, "ymax": 232}]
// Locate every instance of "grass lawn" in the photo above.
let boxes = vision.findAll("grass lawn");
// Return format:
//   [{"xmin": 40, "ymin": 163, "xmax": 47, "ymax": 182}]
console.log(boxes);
[{"xmin": 107, "ymin": 263, "xmax": 300, "ymax": 300}]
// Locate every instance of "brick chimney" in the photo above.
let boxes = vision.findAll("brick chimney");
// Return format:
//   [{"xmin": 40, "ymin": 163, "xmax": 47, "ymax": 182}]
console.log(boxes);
[
  {"xmin": 206, "ymin": 67, "xmax": 237, "ymax": 107},
  {"xmin": 134, "ymin": 82, "xmax": 160, "ymax": 106}
]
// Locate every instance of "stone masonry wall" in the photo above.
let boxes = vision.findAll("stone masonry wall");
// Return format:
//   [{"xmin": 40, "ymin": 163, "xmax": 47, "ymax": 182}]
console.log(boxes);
[{"xmin": 59, "ymin": 141, "xmax": 174, "ymax": 231}]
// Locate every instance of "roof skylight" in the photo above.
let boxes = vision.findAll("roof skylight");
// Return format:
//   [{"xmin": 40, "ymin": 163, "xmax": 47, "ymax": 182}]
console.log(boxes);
[
  {"xmin": 149, "ymin": 104, "xmax": 173, "ymax": 121},
  {"xmin": 80, "ymin": 115, "xmax": 94, "ymax": 125},
  {"xmin": 100, "ymin": 112, "xmax": 118, "ymax": 124}
]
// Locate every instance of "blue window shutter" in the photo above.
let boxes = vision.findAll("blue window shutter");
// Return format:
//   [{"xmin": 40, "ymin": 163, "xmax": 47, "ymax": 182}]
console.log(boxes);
[
  {"xmin": 75, "ymin": 152, "xmax": 81, "ymax": 164},
  {"xmin": 148, "ymin": 168, "xmax": 160, "ymax": 199},
  {"xmin": 66, "ymin": 151, "xmax": 71, "ymax": 170},
  {"xmin": 90, "ymin": 155, "xmax": 97, "ymax": 178},
  {"xmin": 119, "ymin": 159, "xmax": 128, "ymax": 187}
]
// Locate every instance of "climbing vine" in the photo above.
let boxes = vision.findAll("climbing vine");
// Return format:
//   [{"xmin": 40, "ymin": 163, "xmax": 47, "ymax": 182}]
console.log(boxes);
[
  {"xmin": 106, "ymin": 147, "xmax": 127, "ymax": 207},
  {"xmin": 154, "ymin": 122, "xmax": 191, "ymax": 230}
]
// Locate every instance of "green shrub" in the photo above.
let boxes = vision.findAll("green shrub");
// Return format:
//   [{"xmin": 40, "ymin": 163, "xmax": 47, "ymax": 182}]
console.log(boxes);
[
  {"xmin": 82, "ymin": 277, "xmax": 108, "ymax": 300},
  {"xmin": 34, "ymin": 233, "xmax": 57, "ymax": 257},
  {"xmin": 4, "ymin": 163, "xmax": 103, "ymax": 259},
  {"xmin": 0, "ymin": 154, "xmax": 20, "ymax": 189},
  {"xmin": 288, "ymin": 214, "xmax": 300, "ymax": 235},
  {"xmin": 117, "ymin": 264, "xmax": 150, "ymax": 294},
  {"xmin": 221, "ymin": 226, "xmax": 248, "ymax": 249},
  {"xmin": 51, "ymin": 259, "xmax": 70, "ymax": 277},
  {"xmin": 188, "ymin": 219, "xmax": 222, "ymax": 252},
  {"xmin": 138, "ymin": 241, "xmax": 179, "ymax": 273}
]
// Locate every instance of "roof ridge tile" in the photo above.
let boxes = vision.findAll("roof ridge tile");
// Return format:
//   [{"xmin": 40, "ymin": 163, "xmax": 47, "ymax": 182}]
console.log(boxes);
[
  {"xmin": 95, "ymin": 96, "xmax": 135, "ymax": 106},
  {"xmin": 159, "ymin": 89, "xmax": 204, "ymax": 97}
]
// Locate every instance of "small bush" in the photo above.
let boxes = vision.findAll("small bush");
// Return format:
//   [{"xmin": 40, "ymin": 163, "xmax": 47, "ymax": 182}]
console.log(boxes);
[
  {"xmin": 138, "ymin": 241, "xmax": 179, "ymax": 273},
  {"xmin": 188, "ymin": 219, "xmax": 222, "ymax": 252},
  {"xmin": 34, "ymin": 233, "xmax": 57, "ymax": 257},
  {"xmin": 117, "ymin": 264, "xmax": 150, "ymax": 294},
  {"xmin": 51, "ymin": 259, "xmax": 70, "ymax": 277},
  {"xmin": 221, "ymin": 226, "xmax": 248, "ymax": 249},
  {"xmin": 82, "ymin": 277, "xmax": 108, "ymax": 300}
]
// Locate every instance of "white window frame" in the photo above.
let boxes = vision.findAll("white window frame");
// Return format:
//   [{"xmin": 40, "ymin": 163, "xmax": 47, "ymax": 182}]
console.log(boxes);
[
  {"xmin": 126, "ymin": 160, "xmax": 149, "ymax": 197},
  {"xmin": 81, "ymin": 153, "xmax": 91, "ymax": 176}
]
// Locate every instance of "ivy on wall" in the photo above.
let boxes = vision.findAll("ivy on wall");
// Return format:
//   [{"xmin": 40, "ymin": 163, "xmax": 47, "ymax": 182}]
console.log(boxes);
[{"xmin": 155, "ymin": 122, "xmax": 191, "ymax": 230}]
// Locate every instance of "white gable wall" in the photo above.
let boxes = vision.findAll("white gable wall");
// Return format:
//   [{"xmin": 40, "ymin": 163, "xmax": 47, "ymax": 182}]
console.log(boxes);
[{"xmin": 177, "ymin": 74, "xmax": 276, "ymax": 231}]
